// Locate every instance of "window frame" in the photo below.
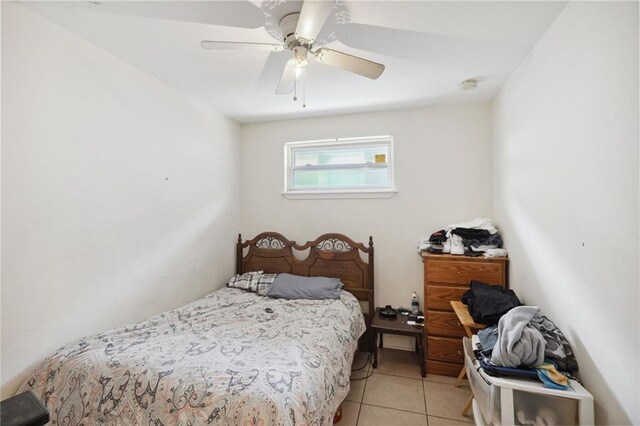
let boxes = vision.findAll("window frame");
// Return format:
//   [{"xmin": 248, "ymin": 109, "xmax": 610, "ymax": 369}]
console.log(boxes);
[{"xmin": 283, "ymin": 135, "xmax": 397, "ymax": 199}]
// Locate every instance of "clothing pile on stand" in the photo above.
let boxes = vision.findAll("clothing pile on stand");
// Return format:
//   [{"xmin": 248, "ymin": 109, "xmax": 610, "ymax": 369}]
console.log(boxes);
[
  {"xmin": 462, "ymin": 280, "xmax": 521, "ymax": 325},
  {"xmin": 417, "ymin": 217, "xmax": 508, "ymax": 258},
  {"xmin": 462, "ymin": 281, "xmax": 579, "ymax": 390}
]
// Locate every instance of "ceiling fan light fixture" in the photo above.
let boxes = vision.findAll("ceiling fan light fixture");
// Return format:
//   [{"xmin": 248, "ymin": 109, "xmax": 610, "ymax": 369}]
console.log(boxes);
[{"xmin": 293, "ymin": 46, "xmax": 309, "ymax": 67}]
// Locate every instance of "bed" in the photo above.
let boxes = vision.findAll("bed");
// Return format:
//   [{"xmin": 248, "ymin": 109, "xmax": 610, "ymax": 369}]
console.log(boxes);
[{"xmin": 19, "ymin": 232, "xmax": 374, "ymax": 425}]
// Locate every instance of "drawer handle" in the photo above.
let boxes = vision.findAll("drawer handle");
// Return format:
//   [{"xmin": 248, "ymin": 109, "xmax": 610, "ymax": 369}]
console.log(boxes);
[
  {"xmin": 457, "ymin": 322, "xmax": 461, "ymax": 327},
  {"xmin": 457, "ymin": 350, "xmax": 462, "ymax": 356}
]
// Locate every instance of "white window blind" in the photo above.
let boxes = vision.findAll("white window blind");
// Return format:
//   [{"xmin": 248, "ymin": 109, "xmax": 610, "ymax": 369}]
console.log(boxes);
[{"xmin": 283, "ymin": 136, "xmax": 396, "ymax": 198}]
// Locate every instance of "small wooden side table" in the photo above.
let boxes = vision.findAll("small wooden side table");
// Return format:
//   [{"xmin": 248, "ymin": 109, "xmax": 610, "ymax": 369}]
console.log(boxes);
[{"xmin": 371, "ymin": 307, "xmax": 426, "ymax": 377}]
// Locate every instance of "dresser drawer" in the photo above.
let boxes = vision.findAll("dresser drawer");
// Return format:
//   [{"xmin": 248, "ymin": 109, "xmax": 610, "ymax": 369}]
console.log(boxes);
[
  {"xmin": 426, "ymin": 260, "xmax": 504, "ymax": 286},
  {"xmin": 427, "ymin": 336, "xmax": 464, "ymax": 364},
  {"xmin": 425, "ymin": 285, "xmax": 468, "ymax": 311},
  {"xmin": 426, "ymin": 311, "xmax": 467, "ymax": 338},
  {"xmin": 426, "ymin": 360, "xmax": 463, "ymax": 376}
]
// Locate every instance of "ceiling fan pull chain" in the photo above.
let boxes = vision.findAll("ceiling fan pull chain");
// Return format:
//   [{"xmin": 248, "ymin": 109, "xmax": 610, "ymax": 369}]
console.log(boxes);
[
  {"xmin": 293, "ymin": 77, "xmax": 298, "ymax": 101},
  {"xmin": 302, "ymin": 70, "xmax": 306, "ymax": 108}
]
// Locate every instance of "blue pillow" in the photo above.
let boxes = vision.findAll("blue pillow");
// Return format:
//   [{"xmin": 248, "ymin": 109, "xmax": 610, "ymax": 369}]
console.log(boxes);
[{"xmin": 266, "ymin": 273, "xmax": 342, "ymax": 300}]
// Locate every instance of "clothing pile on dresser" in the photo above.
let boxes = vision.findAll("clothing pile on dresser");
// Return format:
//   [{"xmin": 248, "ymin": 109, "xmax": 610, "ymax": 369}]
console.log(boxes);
[
  {"xmin": 463, "ymin": 281, "xmax": 578, "ymax": 390},
  {"xmin": 417, "ymin": 217, "xmax": 508, "ymax": 257}
]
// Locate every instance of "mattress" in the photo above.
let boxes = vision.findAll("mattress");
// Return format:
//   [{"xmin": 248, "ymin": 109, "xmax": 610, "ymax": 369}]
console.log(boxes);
[{"xmin": 19, "ymin": 287, "xmax": 367, "ymax": 425}]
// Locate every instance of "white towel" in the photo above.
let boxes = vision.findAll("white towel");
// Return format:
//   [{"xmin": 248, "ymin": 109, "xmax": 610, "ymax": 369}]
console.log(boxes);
[
  {"xmin": 445, "ymin": 217, "xmax": 498, "ymax": 236},
  {"xmin": 484, "ymin": 248, "xmax": 508, "ymax": 257},
  {"xmin": 417, "ymin": 238, "xmax": 430, "ymax": 253}
]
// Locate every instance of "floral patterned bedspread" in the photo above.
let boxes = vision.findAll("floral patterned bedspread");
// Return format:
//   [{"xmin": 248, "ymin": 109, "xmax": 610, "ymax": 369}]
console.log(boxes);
[{"xmin": 19, "ymin": 287, "xmax": 367, "ymax": 425}]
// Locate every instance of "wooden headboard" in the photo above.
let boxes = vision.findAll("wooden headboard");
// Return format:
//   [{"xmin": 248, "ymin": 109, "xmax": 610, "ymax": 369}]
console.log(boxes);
[{"xmin": 236, "ymin": 232, "xmax": 375, "ymax": 321}]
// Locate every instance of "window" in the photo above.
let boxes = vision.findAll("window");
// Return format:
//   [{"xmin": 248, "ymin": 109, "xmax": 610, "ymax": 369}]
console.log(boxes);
[{"xmin": 283, "ymin": 135, "xmax": 396, "ymax": 199}]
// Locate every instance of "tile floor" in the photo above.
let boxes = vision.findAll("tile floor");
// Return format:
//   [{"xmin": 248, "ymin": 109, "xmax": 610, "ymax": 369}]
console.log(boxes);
[{"xmin": 343, "ymin": 348, "xmax": 475, "ymax": 426}]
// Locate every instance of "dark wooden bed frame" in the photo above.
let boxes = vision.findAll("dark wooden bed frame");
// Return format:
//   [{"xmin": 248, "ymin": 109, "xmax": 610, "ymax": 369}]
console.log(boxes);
[
  {"xmin": 236, "ymin": 232, "xmax": 375, "ymax": 337},
  {"xmin": 237, "ymin": 232, "xmax": 374, "ymax": 424}
]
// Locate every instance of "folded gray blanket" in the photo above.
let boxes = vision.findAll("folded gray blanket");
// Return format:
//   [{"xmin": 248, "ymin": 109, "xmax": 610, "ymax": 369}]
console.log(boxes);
[{"xmin": 491, "ymin": 306, "xmax": 545, "ymax": 368}]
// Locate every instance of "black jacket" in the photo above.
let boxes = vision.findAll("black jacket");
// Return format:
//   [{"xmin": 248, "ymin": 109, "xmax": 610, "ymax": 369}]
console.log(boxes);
[{"xmin": 461, "ymin": 280, "xmax": 521, "ymax": 325}]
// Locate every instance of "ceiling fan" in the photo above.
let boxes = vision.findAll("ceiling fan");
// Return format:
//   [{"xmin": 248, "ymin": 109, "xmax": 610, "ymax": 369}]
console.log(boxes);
[{"xmin": 200, "ymin": 0, "xmax": 385, "ymax": 105}]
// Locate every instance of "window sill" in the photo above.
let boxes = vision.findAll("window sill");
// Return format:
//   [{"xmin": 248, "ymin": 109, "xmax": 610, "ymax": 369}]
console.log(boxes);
[{"xmin": 282, "ymin": 188, "xmax": 398, "ymax": 200}]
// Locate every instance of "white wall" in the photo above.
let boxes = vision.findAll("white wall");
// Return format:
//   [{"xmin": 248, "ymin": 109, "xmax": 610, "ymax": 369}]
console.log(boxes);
[
  {"xmin": 1, "ymin": 3, "xmax": 241, "ymax": 398},
  {"xmin": 241, "ymin": 102, "xmax": 494, "ymax": 348},
  {"xmin": 493, "ymin": 2, "xmax": 639, "ymax": 424},
  {"xmin": 4, "ymin": 2, "xmax": 637, "ymax": 423}
]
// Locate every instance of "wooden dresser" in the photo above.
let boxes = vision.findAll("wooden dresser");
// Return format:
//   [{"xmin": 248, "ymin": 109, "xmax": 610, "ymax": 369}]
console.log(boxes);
[{"xmin": 422, "ymin": 253, "xmax": 508, "ymax": 376}]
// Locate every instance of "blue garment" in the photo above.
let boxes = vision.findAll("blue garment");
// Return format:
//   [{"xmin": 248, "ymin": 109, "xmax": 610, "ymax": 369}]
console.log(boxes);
[
  {"xmin": 478, "ymin": 325, "xmax": 499, "ymax": 356},
  {"xmin": 536, "ymin": 360, "xmax": 570, "ymax": 390}
]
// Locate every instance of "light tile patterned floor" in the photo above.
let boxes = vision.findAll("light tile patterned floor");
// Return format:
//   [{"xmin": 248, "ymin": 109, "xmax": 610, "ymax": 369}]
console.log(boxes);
[{"xmin": 342, "ymin": 348, "xmax": 475, "ymax": 426}]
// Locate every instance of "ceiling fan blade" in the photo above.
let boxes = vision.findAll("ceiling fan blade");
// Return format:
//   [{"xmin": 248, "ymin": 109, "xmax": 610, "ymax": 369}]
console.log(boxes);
[
  {"xmin": 276, "ymin": 60, "xmax": 297, "ymax": 95},
  {"xmin": 334, "ymin": 23, "xmax": 527, "ymax": 69},
  {"xmin": 201, "ymin": 41, "xmax": 284, "ymax": 52},
  {"xmin": 255, "ymin": 51, "xmax": 290, "ymax": 93},
  {"xmin": 313, "ymin": 48, "xmax": 385, "ymax": 79},
  {"xmin": 295, "ymin": 0, "xmax": 334, "ymax": 44},
  {"xmin": 80, "ymin": 1, "xmax": 266, "ymax": 29}
]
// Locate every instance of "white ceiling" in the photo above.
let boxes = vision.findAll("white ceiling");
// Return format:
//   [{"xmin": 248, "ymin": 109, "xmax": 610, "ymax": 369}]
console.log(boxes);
[{"xmin": 23, "ymin": 1, "xmax": 567, "ymax": 123}]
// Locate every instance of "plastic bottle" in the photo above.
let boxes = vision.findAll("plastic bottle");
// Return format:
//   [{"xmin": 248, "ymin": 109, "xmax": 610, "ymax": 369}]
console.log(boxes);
[{"xmin": 411, "ymin": 291, "xmax": 420, "ymax": 315}]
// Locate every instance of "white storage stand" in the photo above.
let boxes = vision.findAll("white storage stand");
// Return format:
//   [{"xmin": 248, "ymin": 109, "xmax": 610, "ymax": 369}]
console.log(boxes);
[{"xmin": 464, "ymin": 337, "xmax": 594, "ymax": 426}]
